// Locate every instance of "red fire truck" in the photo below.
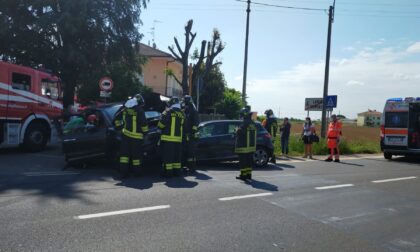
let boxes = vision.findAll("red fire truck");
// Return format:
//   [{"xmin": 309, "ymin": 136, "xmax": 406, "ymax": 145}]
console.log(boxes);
[{"xmin": 0, "ymin": 61, "xmax": 63, "ymax": 151}]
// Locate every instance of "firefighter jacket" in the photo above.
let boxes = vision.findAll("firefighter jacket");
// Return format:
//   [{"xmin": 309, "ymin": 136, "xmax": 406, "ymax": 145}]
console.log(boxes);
[
  {"xmin": 264, "ymin": 117, "xmax": 278, "ymax": 138},
  {"xmin": 158, "ymin": 107, "xmax": 186, "ymax": 143},
  {"xmin": 184, "ymin": 104, "xmax": 199, "ymax": 139},
  {"xmin": 327, "ymin": 121, "xmax": 342, "ymax": 139},
  {"xmin": 235, "ymin": 118, "xmax": 257, "ymax": 154},
  {"xmin": 113, "ymin": 105, "xmax": 149, "ymax": 140}
]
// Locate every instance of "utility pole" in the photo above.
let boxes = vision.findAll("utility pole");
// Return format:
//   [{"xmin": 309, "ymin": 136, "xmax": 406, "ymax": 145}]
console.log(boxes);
[
  {"xmin": 321, "ymin": 0, "xmax": 335, "ymax": 138},
  {"xmin": 242, "ymin": 0, "xmax": 251, "ymax": 103}
]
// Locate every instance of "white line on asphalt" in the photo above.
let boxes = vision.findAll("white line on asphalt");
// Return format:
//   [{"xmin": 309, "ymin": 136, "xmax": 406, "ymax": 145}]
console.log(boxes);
[
  {"xmin": 218, "ymin": 192, "xmax": 273, "ymax": 201},
  {"xmin": 75, "ymin": 205, "xmax": 171, "ymax": 220},
  {"xmin": 372, "ymin": 176, "xmax": 417, "ymax": 184},
  {"xmin": 315, "ymin": 184, "xmax": 354, "ymax": 190},
  {"xmin": 24, "ymin": 172, "xmax": 80, "ymax": 176}
]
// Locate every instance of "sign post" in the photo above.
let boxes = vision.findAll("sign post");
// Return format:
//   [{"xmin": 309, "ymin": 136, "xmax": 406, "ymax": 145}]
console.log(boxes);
[{"xmin": 99, "ymin": 77, "xmax": 114, "ymax": 104}]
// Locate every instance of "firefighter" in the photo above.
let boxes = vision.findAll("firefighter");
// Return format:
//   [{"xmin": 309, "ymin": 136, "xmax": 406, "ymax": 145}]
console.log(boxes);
[
  {"xmin": 262, "ymin": 109, "xmax": 278, "ymax": 163},
  {"xmin": 235, "ymin": 106, "xmax": 257, "ymax": 181},
  {"xmin": 325, "ymin": 114, "xmax": 343, "ymax": 162},
  {"xmin": 113, "ymin": 94, "xmax": 149, "ymax": 178},
  {"xmin": 182, "ymin": 95, "xmax": 199, "ymax": 173},
  {"xmin": 158, "ymin": 97, "xmax": 185, "ymax": 177}
]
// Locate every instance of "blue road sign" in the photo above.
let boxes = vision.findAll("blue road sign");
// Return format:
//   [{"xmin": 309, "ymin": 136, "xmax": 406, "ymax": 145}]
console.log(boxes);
[{"xmin": 326, "ymin": 95, "xmax": 337, "ymax": 108}]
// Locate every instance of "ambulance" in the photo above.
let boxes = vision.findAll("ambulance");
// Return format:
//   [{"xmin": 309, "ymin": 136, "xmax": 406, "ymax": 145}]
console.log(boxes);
[
  {"xmin": 381, "ymin": 97, "xmax": 420, "ymax": 159},
  {"xmin": 0, "ymin": 61, "xmax": 63, "ymax": 151}
]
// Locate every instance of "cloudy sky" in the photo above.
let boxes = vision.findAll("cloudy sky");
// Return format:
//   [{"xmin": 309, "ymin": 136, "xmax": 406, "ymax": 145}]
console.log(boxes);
[{"xmin": 141, "ymin": 0, "xmax": 420, "ymax": 119}]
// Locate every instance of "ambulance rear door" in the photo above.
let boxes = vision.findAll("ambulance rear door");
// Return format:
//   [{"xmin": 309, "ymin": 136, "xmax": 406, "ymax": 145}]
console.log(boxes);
[
  {"xmin": 384, "ymin": 111, "xmax": 408, "ymax": 147},
  {"xmin": 408, "ymin": 103, "xmax": 420, "ymax": 149}
]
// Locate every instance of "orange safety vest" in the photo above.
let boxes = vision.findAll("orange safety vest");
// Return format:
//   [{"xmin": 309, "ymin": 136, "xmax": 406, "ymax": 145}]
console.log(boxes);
[{"xmin": 327, "ymin": 121, "xmax": 342, "ymax": 139}]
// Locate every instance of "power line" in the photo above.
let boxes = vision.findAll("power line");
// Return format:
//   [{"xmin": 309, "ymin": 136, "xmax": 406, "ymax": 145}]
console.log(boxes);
[{"xmin": 235, "ymin": 0, "xmax": 327, "ymax": 11}]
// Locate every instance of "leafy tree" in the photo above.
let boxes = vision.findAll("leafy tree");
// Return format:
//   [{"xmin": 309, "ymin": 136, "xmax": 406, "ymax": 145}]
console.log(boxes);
[
  {"xmin": 0, "ymin": 0, "xmax": 148, "ymax": 108},
  {"xmin": 216, "ymin": 88, "xmax": 245, "ymax": 119},
  {"xmin": 196, "ymin": 65, "xmax": 226, "ymax": 113}
]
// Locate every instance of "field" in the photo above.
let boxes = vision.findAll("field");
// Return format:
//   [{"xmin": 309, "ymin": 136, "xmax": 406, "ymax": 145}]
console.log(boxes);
[{"xmin": 274, "ymin": 122, "xmax": 382, "ymax": 156}]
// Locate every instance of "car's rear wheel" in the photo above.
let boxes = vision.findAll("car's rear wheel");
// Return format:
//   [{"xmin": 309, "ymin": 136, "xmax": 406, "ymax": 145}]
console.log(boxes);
[
  {"xmin": 384, "ymin": 152, "xmax": 392, "ymax": 160},
  {"xmin": 253, "ymin": 147, "xmax": 269, "ymax": 167}
]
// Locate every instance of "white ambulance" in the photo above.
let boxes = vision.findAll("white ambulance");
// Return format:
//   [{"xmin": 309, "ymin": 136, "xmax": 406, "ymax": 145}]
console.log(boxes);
[{"xmin": 381, "ymin": 97, "xmax": 420, "ymax": 159}]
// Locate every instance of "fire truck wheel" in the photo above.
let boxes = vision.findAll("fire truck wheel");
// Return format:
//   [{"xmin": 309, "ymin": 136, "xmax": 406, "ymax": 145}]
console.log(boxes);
[{"xmin": 24, "ymin": 122, "xmax": 49, "ymax": 152}]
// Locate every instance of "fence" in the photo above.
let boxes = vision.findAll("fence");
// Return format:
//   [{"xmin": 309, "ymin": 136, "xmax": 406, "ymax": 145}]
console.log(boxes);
[{"xmin": 199, "ymin": 114, "xmax": 226, "ymax": 122}]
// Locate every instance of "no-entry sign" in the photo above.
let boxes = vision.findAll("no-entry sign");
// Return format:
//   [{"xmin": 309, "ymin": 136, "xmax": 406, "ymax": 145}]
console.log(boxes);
[{"xmin": 99, "ymin": 77, "xmax": 114, "ymax": 91}]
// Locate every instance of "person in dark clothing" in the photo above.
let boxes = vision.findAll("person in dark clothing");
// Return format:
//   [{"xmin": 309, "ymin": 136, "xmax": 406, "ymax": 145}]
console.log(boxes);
[
  {"xmin": 113, "ymin": 94, "xmax": 149, "ymax": 178},
  {"xmin": 158, "ymin": 97, "xmax": 186, "ymax": 177},
  {"xmin": 280, "ymin": 117, "xmax": 291, "ymax": 157},
  {"xmin": 235, "ymin": 106, "xmax": 257, "ymax": 181},
  {"xmin": 182, "ymin": 95, "xmax": 200, "ymax": 173},
  {"xmin": 263, "ymin": 109, "xmax": 278, "ymax": 163}
]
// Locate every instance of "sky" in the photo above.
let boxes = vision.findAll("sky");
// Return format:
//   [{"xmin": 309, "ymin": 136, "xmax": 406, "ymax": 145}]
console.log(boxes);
[{"xmin": 140, "ymin": 0, "xmax": 420, "ymax": 119}]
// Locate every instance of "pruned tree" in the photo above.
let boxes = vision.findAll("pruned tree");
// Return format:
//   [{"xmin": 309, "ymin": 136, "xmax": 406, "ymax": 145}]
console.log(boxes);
[
  {"xmin": 168, "ymin": 19, "xmax": 196, "ymax": 95},
  {"xmin": 203, "ymin": 29, "xmax": 225, "ymax": 80}
]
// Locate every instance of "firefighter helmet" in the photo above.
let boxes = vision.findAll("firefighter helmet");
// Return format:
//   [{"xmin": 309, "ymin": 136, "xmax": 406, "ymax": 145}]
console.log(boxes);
[
  {"xmin": 134, "ymin": 94, "xmax": 145, "ymax": 106},
  {"xmin": 239, "ymin": 106, "xmax": 251, "ymax": 118},
  {"xmin": 167, "ymin": 96, "xmax": 180, "ymax": 107},
  {"xmin": 264, "ymin": 109, "xmax": 273, "ymax": 116}
]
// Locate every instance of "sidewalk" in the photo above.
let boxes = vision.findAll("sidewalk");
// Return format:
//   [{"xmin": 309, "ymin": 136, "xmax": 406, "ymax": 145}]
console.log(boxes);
[{"xmin": 276, "ymin": 154, "xmax": 383, "ymax": 163}]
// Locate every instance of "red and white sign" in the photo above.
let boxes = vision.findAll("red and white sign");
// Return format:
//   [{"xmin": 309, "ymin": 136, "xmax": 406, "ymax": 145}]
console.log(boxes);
[{"xmin": 99, "ymin": 77, "xmax": 114, "ymax": 91}]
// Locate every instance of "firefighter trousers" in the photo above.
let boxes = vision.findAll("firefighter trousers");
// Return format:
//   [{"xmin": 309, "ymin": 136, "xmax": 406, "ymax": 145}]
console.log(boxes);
[
  {"xmin": 184, "ymin": 135, "xmax": 197, "ymax": 169},
  {"xmin": 238, "ymin": 153, "xmax": 253, "ymax": 177},
  {"xmin": 161, "ymin": 141, "xmax": 182, "ymax": 175},
  {"xmin": 119, "ymin": 134, "xmax": 143, "ymax": 175}
]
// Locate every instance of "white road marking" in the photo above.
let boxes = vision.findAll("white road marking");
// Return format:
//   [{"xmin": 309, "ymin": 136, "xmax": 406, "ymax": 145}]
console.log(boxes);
[
  {"xmin": 75, "ymin": 205, "xmax": 171, "ymax": 220},
  {"xmin": 24, "ymin": 172, "xmax": 80, "ymax": 176},
  {"xmin": 218, "ymin": 192, "xmax": 273, "ymax": 201},
  {"xmin": 315, "ymin": 184, "xmax": 354, "ymax": 190},
  {"xmin": 372, "ymin": 176, "xmax": 417, "ymax": 184}
]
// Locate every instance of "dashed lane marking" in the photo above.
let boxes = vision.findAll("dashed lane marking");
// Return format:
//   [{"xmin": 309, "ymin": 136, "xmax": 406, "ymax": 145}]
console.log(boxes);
[
  {"xmin": 372, "ymin": 176, "xmax": 417, "ymax": 184},
  {"xmin": 315, "ymin": 184, "xmax": 354, "ymax": 190},
  {"xmin": 75, "ymin": 205, "xmax": 171, "ymax": 220},
  {"xmin": 218, "ymin": 192, "xmax": 273, "ymax": 201}
]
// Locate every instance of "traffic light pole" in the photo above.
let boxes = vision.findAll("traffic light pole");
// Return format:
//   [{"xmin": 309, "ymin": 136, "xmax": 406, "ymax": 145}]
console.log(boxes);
[
  {"xmin": 242, "ymin": 0, "xmax": 251, "ymax": 103},
  {"xmin": 321, "ymin": 3, "xmax": 335, "ymax": 138}
]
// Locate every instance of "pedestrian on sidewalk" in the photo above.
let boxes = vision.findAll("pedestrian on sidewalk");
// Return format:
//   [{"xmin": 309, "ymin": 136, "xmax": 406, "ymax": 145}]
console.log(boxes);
[
  {"xmin": 302, "ymin": 117, "xmax": 316, "ymax": 159},
  {"xmin": 325, "ymin": 114, "xmax": 343, "ymax": 162},
  {"xmin": 280, "ymin": 117, "xmax": 291, "ymax": 157}
]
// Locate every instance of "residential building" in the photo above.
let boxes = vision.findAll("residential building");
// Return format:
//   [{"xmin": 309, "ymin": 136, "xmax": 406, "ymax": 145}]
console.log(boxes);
[
  {"xmin": 139, "ymin": 43, "xmax": 183, "ymax": 97},
  {"xmin": 357, "ymin": 109, "xmax": 382, "ymax": 127}
]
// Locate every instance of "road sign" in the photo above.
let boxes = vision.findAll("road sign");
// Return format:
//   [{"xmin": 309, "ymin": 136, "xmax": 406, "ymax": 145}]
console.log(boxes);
[
  {"xmin": 99, "ymin": 77, "xmax": 114, "ymax": 91},
  {"xmin": 326, "ymin": 95, "xmax": 337, "ymax": 108},
  {"xmin": 100, "ymin": 91, "xmax": 111, "ymax": 98},
  {"xmin": 305, "ymin": 98, "xmax": 333, "ymax": 111}
]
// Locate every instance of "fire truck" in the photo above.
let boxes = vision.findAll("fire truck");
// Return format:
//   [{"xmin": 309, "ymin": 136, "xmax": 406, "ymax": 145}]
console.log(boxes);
[
  {"xmin": 381, "ymin": 97, "xmax": 420, "ymax": 159},
  {"xmin": 0, "ymin": 61, "xmax": 63, "ymax": 151}
]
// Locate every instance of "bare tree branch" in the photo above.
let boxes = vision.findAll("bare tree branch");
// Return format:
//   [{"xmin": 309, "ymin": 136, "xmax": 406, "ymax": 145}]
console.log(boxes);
[{"xmin": 168, "ymin": 46, "xmax": 182, "ymax": 61}]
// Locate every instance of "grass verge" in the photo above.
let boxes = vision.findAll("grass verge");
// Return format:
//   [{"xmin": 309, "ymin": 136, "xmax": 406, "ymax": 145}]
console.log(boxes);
[{"xmin": 273, "ymin": 134, "xmax": 381, "ymax": 156}]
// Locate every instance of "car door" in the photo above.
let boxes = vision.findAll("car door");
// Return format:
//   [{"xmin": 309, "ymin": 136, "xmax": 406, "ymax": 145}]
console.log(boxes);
[
  {"xmin": 197, "ymin": 122, "xmax": 229, "ymax": 160},
  {"xmin": 62, "ymin": 110, "xmax": 108, "ymax": 162}
]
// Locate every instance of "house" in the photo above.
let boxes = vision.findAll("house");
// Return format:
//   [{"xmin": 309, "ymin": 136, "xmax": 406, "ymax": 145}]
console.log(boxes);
[
  {"xmin": 357, "ymin": 109, "xmax": 382, "ymax": 127},
  {"xmin": 139, "ymin": 43, "xmax": 183, "ymax": 97}
]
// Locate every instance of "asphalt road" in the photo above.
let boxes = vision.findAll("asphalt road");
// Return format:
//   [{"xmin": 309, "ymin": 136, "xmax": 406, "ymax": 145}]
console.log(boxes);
[{"xmin": 1, "ymin": 146, "xmax": 420, "ymax": 252}]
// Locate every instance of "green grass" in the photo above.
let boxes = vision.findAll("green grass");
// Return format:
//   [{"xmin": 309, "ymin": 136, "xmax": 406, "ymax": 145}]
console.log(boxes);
[{"xmin": 273, "ymin": 134, "xmax": 381, "ymax": 156}]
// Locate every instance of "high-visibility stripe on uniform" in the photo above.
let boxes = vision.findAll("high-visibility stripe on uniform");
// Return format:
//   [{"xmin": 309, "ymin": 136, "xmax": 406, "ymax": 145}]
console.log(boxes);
[
  {"xmin": 158, "ymin": 122, "xmax": 165, "ymax": 129},
  {"xmin": 170, "ymin": 116, "xmax": 176, "ymax": 138},
  {"xmin": 161, "ymin": 135, "xmax": 183, "ymax": 142},
  {"xmin": 141, "ymin": 126, "xmax": 149, "ymax": 132},
  {"xmin": 133, "ymin": 115, "xmax": 137, "ymax": 134},
  {"xmin": 120, "ymin": 156, "xmax": 129, "ymax": 163},
  {"xmin": 122, "ymin": 129, "xmax": 143, "ymax": 139},
  {"xmin": 132, "ymin": 159, "xmax": 141, "ymax": 166},
  {"xmin": 172, "ymin": 163, "xmax": 182, "ymax": 169},
  {"xmin": 164, "ymin": 163, "xmax": 173, "ymax": 170}
]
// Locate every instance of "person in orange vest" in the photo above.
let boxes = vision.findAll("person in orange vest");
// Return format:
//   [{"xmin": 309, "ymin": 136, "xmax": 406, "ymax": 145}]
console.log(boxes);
[{"xmin": 325, "ymin": 114, "xmax": 343, "ymax": 162}]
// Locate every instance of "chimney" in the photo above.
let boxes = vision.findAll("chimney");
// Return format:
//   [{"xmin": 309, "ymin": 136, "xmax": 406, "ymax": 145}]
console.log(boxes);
[{"xmin": 153, "ymin": 42, "xmax": 157, "ymax": 49}]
